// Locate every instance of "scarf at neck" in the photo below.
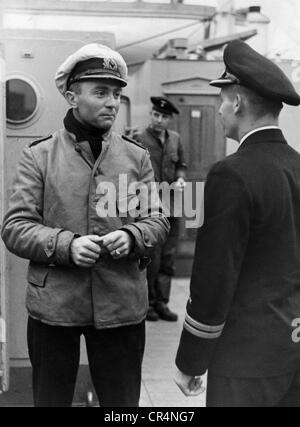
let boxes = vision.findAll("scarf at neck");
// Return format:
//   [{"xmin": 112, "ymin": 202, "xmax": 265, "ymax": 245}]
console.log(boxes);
[{"xmin": 64, "ymin": 109, "xmax": 104, "ymax": 160}]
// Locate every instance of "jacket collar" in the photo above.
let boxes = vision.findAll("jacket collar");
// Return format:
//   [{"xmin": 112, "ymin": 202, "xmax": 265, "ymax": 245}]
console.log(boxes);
[{"xmin": 238, "ymin": 128, "xmax": 287, "ymax": 151}]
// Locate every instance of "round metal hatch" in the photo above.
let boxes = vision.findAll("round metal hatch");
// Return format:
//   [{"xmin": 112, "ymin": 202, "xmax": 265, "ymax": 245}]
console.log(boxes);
[{"xmin": 6, "ymin": 77, "xmax": 40, "ymax": 125}]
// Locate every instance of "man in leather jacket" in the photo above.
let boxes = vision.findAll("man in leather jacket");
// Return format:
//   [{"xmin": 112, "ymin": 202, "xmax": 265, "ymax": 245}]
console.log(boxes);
[{"xmin": 1, "ymin": 43, "xmax": 169, "ymax": 407}]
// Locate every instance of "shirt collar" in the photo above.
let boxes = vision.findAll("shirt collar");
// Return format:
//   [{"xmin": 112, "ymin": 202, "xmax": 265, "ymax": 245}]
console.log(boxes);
[
  {"xmin": 239, "ymin": 126, "xmax": 280, "ymax": 147},
  {"xmin": 147, "ymin": 126, "xmax": 168, "ymax": 143}
]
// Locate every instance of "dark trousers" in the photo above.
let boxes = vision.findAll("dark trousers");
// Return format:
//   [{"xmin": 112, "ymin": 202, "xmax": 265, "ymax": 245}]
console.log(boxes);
[
  {"xmin": 27, "ymin": 317, "xmax": 145, "ymax": 407},
  {"xmin": 147, "ymin": 217, "xmax": 180, "ymax": 306},
  {"xmin": 206, "ymin": 370, "xmax": 300, "ymax": 407}
]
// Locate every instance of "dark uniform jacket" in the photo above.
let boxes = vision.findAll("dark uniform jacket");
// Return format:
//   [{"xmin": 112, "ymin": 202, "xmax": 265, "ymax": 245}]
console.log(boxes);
[
  {"xmin": 135, "ymin": 126, "xmax": 187, "ymax": 184},
  {"xmin": 135, "ymin": 127, "xmax": 187, "ymax": 217},
  {"xmin": 176, "ymin": 129, "xmax": 300, "ymax": 378}
]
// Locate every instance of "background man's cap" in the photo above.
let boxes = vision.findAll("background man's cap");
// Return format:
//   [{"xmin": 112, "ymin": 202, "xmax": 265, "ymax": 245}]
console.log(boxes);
[
  {"xmin": 55, "ymin": 43, "xmax": 128, "ymax": 96},
  {"xmin": 151, "ymin": 97, "xmax": 179, "ymax": 115},
  {"xmin": 210, "ymin": 40, "xmax": 300, "ymax": 106}
]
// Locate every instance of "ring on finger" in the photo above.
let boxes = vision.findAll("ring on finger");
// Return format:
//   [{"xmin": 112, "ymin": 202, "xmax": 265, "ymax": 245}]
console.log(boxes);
[{"xmin": 115, "ymin": 250, "xmax": 121, "ymax": 257}]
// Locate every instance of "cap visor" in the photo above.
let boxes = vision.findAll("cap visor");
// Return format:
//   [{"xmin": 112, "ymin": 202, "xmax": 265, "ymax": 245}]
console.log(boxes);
[
  {"xmin": 209, "ymin": 78, "xmax": 235, "ymax": 88},
  {"xmin": 152, "ymin": 107, "xmax": 173, "ymax": 116},
  {"xmin": 78, "ymin": 74, "xmax": 127, "ymax": 87}
]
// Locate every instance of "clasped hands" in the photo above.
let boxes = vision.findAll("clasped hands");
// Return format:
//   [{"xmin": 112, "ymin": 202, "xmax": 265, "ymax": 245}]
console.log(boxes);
[{"xmin": 70, "ymin": 231, "xmax": 134, "ymax": 268}]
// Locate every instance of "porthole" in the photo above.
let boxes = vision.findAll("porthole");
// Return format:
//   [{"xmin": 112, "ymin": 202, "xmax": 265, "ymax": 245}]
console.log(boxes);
[{"xmin": 6, "ymin": 77, "xmax": 40, "ymax": 124}]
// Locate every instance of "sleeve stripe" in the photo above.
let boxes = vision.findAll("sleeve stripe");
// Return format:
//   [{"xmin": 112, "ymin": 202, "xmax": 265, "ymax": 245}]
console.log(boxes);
[
  {"xmin": 185, "ymin": 313, "xmax": 225, "ymax": 333},
  {"xmin": 183, "ymin": 322, "xmax": 223, "ymax": 339}
]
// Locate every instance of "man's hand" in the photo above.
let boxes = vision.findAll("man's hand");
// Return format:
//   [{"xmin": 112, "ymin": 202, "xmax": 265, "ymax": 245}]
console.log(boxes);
[
  {"xmin": 174, "ymin": 368, "xmax": 205, "ymax": 397},
  {"xmin": 99, "ymin": 230, "xmax": 134, "ymax": 259},
  {"xmin": 175, "ymin": 177, "xmax": 186, "ymax": 192},
  {"xmin": 70, "ymin": 235, "xmax": 102, "ymax": 268}
]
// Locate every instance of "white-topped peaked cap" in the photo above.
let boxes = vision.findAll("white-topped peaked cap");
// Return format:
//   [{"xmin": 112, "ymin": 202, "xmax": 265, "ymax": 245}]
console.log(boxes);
[{"xmin": 55, "ymin": 43, "xmax": 128, "ymax": 96}]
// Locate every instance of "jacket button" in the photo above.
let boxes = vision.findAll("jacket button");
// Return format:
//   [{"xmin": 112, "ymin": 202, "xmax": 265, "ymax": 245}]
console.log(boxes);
[
  {"xmin": 93, "ymin": 226, "xmax": 100, "ymax": 234},
  {"xmin": 144, "ymin": 234, "xmax": 149, "ymax": 243},
  {"xmin": 47, "ymin": 241, "xmax": 53, "ymax": 250}
]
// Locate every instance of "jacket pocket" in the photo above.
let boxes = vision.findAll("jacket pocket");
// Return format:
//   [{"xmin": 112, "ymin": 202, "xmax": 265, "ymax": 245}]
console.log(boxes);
[{"xmin": 27, "ymin": 262, "xmax": 49, "ymax": 288}]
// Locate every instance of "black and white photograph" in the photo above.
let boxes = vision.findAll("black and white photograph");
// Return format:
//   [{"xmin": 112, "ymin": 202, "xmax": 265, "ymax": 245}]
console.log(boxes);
[{"xmin": 0, "ymin": 0, "xmax": 300, "ymax": 410}]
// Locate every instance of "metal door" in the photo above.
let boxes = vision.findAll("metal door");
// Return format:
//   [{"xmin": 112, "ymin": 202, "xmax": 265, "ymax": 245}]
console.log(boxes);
[{"xmin": 168, "ymin": 94, "xmax": 225, "ymax": 275}]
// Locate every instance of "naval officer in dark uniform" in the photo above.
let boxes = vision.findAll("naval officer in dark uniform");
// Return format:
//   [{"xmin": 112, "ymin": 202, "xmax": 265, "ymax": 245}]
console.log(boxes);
[
  {"xmin": 135, "ymin": 97, "xmax": 187, "ymax": 322},
  {"xmin": 175, "ymin": 40, "xmax": 300, "ymax": 407}
]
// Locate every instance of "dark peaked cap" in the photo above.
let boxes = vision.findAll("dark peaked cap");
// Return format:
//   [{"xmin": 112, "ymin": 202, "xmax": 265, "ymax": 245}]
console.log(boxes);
[
  {"xmin": 151, "ymin": 97, "xmax": 179, "ymax": 115},
  {"xmin": 210, "ymin": 40, "xmax": 300, "ymax": 106}
]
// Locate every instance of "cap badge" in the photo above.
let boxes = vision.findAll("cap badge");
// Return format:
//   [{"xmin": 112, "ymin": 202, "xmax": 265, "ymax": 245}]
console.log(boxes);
[{"xmin": 103, "ymin": 57, "xmax": 118, "ymax": 72}]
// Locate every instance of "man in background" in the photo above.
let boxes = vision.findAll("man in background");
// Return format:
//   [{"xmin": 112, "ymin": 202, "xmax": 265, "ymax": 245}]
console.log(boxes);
[{"xmin": 135, "ymin": 97, "xmax": 187, "ymax": 322}]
